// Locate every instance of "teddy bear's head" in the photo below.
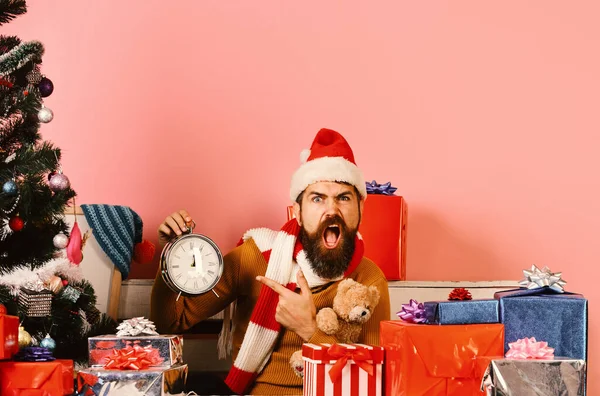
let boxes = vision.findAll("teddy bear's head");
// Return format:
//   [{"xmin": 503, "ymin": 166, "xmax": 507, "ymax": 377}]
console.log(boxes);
[{"xmin": 333, "ymin": 278, "xmax": 381, "ymax": 324}]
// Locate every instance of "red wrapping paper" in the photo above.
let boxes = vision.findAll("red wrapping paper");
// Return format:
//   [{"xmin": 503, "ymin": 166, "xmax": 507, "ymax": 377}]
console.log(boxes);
[
  {"xmin": 0, "ymin": 314, "xmax": 19, "ymax": 360},
  {"xmin": 380, "ymin": 321, "xmax": 504, "ymax": 395},
  {"xmin": 0, "ymin": 359, "xmax": 74, "ymax": 395}
]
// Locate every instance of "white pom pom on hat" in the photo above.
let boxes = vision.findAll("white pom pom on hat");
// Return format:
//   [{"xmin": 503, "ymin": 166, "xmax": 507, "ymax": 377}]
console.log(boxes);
[
  {"xmin": 290, "ymin": 128, "xmax": 366, "ymax": 201},
  {"xmin": 299, "ymin": 149, "xmax": 311, "ymax": 164}
]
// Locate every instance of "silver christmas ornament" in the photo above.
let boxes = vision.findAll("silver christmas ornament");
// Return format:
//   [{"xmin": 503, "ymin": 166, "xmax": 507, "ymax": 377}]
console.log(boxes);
[
  {"xmin": 38, "ymin": 107, "xmax": 54, "ymax": 123},
  {"xmin": 2, "ymin": 180, "xmax": 17, "ymax": 195},
  {"xmin": 26, "ymin": 68, "xmax": 43, "ymax": 85},
  {"xmin": 53, "ymin": 232, "xmax": 69, "ymax": 249},
  {"xmin": 40, "ymin": 334, "xmax": 56, "ymax": 351},
  {"xmin": 19, "ymin": 288, "xmax": 53, "ymax": 317},
  {"xmin": 48, "ymin": 173, "xmax": 70, "ymax": 192}
]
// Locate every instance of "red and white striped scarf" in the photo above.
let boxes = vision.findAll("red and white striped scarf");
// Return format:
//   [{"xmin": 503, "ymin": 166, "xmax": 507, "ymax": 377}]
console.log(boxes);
[{"xmin": 224, "ymin": 219, "xmax": 364, "ymax": 395}]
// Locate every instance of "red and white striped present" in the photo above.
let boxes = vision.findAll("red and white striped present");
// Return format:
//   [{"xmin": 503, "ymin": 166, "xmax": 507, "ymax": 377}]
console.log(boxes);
[{"xmin": 302, "ymin": 343, "xmax": 384, "ymax": 396}]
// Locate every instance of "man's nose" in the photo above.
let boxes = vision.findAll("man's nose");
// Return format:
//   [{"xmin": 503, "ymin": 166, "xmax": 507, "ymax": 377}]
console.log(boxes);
[{"xmin": 324, "ymin": 199, "xmax": 340, "ymax": 216}]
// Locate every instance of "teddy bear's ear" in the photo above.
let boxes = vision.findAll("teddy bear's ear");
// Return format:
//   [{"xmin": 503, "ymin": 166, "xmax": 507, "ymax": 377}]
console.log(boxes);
[
  {"xmin": 337, "ymin": 278, "xmax": 355, "ymax": 294},
  {"xmin": 368, "ymin": 285, "xmax": 381, "ymax": 306}
]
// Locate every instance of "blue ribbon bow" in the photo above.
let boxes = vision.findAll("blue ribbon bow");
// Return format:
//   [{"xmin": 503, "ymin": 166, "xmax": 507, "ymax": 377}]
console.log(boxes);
[{"xmin": 365, "ymin": 180, "xmax": 397, "ymax": 195}]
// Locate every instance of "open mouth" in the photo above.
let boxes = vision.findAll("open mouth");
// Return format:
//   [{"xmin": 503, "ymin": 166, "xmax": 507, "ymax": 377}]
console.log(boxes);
[{"xmin": 322, "ymin": 224, "xmax": 341, "ymax": 249}]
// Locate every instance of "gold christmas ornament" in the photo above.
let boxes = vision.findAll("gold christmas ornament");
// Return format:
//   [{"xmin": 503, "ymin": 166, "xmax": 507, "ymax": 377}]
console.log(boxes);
[
  {"xmin": 45, "ymin": 275, "xmax": 64, "ymax": 293},
  {"xmin": 18, "ymin": 326, "xmax": 32, "ymax": 348}
]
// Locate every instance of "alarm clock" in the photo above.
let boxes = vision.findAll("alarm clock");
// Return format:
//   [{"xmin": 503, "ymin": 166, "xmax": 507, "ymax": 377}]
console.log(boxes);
[{"xmin": 160, "ymin": 221, "xmax": 224, "ymax": 300}]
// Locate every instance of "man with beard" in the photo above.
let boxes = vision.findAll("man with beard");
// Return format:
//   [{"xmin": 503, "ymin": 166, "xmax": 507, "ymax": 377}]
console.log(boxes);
[{"xmin": 150, "ymin": 128, "xmax": 390, "ymax": 395}]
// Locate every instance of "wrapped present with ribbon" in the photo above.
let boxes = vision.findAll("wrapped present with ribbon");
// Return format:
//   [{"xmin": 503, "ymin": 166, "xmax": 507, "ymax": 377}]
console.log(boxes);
[
  {"xmin": 494, "ymin": 265, "xmax": 588, "ymax": 360},
  {"xmin": 380, "ymin": 320, "xmax": 505, "ymax": 395},
  {"xmin": 77, "ymin": 364, "xmax": 188, "ymax": 396},
  {"xmin": 424, "ymin": 289, "xmax": 499, "ymax": 325},
  {"xmin": 0, "ymin": 308, "xmax": 19, "ymax": 360},
  {"xmin": 88, "ymin": 317, "xmax": 183, "ymax": 368},
  {"xmin": 480, "ymin": 339, "xmax": 586, "ymax": 396},
  {"xmin": 301, "ymin": 343, "xmax": 384, "ymax": 396},
  {"xmin": 0, "ymin": 359, "xmax": 74, "ymax": 395},
  {"xmin": 360, "ymin": 181, "xmax": 407, "ymax": 280}
]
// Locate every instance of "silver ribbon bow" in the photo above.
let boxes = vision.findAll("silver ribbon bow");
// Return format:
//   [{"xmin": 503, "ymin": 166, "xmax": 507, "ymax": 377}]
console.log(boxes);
[
  {"xmin": 518, "ymin": 265, "xmax": 566, "ymax": 293},
  {"xmin": 116, "ymin": 316, "xmax": 159, "ymax": 337}
]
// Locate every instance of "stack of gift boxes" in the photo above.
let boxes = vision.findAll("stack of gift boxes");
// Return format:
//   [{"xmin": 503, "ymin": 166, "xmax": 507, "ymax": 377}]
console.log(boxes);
[
  {"xmin": 299, "ymin": 184, "xmax": 588, "ymax": 395},
  {"xmin": 301, "ymin": 265, "xmax": 588, "ymax": 396},
  {"xmin": 0, "ymin": 306, "xmax": 75, "ymax": 394},
  {"xmin": 77, "ymin": 317, "xmax": 188, "ymax": 396}
]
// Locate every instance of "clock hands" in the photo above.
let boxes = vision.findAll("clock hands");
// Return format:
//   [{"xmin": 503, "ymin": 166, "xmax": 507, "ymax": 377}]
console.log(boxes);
[{"xmin": 192, "ymin": 247, "xmax": 206, "ymax": 278}]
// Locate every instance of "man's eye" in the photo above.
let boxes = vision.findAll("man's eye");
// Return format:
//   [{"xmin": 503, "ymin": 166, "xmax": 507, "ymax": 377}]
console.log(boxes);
[
  {"xmin": 339, "ymin": 196, "xmax": 350, "ymax": 201},
  {"xmin": 312, "ymin": 196, "xmax": 322, "ymax": 203}
]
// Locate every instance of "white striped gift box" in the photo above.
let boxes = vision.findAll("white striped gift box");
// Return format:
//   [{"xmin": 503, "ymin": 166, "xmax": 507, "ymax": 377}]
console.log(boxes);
[{"xmin": 302, "ymin": 343, "xmax": 384, "ymax": 396}]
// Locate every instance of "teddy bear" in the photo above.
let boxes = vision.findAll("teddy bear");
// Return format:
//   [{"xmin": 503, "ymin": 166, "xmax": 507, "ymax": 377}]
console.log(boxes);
[{"xmin": 289, "ymin": 278, "xmax": 381, "ymax": 377}]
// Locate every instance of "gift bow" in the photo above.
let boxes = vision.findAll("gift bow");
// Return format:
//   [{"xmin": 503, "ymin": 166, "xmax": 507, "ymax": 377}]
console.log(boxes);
[
  {"xmin": 103, "ymin": 343, "xmax": 162, "ymax": 370},
  {"xmin": 116, "ymin": 316, "xmax": 159, "ymax": 336},
  {"xmin": 327, "ymin": 344, "xmax": 374, "ymax": 383},
  {"xmin": 365, "ymin": 180, "xmax": 397, "ymax": 195},
  {"xmin": 448, "ymin": 287, "xmax": 472, "ymax": 301},
  {"xmin": 505, "ymin": 337, "xmax": 555, "ymax": 359},
  {"xmin": 397, "ymin": 299, "xmax": 428, "ymax": 323},
  {"xmin": 519, "ymin": 265, "xmax": 566, "ymax": 293}
]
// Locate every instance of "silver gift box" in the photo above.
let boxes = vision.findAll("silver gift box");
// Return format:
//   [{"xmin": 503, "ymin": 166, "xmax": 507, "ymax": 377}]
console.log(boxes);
[
  {"xmin": 481, "ymin": 358, "xmax": 586, "ymax": 396},
  {"xmin": 77, "ymin": 363, "xmax": 188, "ymax": 396},
  {"xmin": 88, "ymin": 334, "xmax": 183, "ymax": 368}
]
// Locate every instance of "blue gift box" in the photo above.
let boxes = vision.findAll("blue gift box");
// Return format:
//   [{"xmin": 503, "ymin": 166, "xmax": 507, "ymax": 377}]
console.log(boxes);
[
  {"xmin": 424, "ymin": 299, "xmax": 499, "ymax": 325},
  {"xmin": 494, "ymin": 288, "xmax": 588, "ymax": 360}
]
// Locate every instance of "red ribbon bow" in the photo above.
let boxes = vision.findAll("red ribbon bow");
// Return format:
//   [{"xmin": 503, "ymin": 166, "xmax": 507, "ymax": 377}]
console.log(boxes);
[
  {"xmin": 102, "ymin": 342, "xmax": 162, "ymax": 370},
  {"xmin": 327, "ymin": 344, "xmax": 374, "ymax": 383},
  {"xmin": 448, "ymin": 287, "xmax": 472, "ymax": 301}
]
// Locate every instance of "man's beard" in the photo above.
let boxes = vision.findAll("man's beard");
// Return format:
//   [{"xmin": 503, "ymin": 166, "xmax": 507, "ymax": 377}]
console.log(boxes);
[{"xmin": 299, "ymin": 215, "xmax": 357, "ymax": 280}]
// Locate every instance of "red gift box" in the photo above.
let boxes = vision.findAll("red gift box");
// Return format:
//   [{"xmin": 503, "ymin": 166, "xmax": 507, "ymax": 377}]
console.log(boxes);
[
  {"xmin": 380, "ymin": 321, "xmax": 504, "ymax": 396},
  {"xmin": 0, "ymin": 359, "xmax": 74, "ymax": 395},
  {"xmin": 0, "ymin": 314, "xmax": 19, "ymax": 360},
  {"xmin": 360, "ymin": 195, "xmax": 407, "ymax": 280},
  {"xmin": 287, "ymin": 194, "xmax": 407, "ymax": 280},
  {"xmin": 302, "ymin": 343, "xmax": 384, "ymax": 396}
]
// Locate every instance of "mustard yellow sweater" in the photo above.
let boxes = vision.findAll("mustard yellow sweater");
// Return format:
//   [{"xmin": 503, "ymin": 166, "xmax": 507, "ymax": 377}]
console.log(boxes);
[{"xmin": 150, "ymin": 238, "xmax": 390, "ymax": 395}]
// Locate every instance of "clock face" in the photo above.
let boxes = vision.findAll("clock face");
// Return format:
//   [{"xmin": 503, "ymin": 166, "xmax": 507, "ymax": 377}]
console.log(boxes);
[{"xmin": 161, "ymin": 234, "xmax": 223, "ymax": 296}]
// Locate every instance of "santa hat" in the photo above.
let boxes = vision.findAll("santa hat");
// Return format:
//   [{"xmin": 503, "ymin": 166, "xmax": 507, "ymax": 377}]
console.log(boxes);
[{"xmin": 290, "ymin": 128, "xmax": 367, "ymax": 201}]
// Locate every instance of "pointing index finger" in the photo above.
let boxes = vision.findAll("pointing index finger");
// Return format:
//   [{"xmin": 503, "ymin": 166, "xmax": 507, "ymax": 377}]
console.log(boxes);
[
  {"xmin": 297, "ymin": 270, "xmax": 312, "ymax": 297},
  {"xmin": 256, "ymin": 276, "xmax": 289, "ymax": 295}
]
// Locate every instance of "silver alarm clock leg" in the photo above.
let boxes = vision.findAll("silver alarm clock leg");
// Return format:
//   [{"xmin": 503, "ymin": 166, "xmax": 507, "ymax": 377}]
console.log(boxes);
[
  {"xmin": 212, "ymin": 289, "xmax": 220, "ymax": 298},
  {"xmin": 176, "ymin": 292, "xmax": 182, "ymax": 301}
]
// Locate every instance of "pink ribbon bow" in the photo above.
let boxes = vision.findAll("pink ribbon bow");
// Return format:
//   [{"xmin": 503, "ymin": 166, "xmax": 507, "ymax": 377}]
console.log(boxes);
[{"xmin": 505, "ymin": 337, "xmax": 555, "ymax": 359}]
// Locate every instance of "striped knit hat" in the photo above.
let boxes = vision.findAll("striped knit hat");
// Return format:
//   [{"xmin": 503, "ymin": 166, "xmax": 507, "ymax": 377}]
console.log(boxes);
[{"xmin": 80, "ymin": 204, "xmax": 154, "ymax": 279}]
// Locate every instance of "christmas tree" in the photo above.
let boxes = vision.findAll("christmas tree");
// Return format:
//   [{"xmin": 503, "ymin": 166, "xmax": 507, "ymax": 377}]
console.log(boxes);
[{"xmin": 0, "ymin": 0, "xmax": 116, "ymax": 363}]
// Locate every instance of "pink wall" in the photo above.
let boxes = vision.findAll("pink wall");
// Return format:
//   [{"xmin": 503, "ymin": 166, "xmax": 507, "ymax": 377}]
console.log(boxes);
[{"xmin": 7, "ymin": 0, "xmax": 597, "ymax": 391}]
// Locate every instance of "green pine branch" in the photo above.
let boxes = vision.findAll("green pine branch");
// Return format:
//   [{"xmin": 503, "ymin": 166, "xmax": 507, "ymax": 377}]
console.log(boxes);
[
  {"xmin": 0, "ymin": 0, "xmax": 27, "ymax": 26},
  {"xmin": 0, "ymin": 40, "xmax": 43, "ymax": 77}
]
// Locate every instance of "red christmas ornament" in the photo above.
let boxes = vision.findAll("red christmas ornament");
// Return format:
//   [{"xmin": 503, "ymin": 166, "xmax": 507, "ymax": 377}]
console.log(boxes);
[
  {"xmin": 8, "ymin": 216, "xmax": 24, "ymax": 231},
  {"xmin": 0, "ymin": 304, "xmax": 6, "ymax": 314},
  {"xmin": 0, "ymin": 78, "xmax": 13, "ymax": 88},
  {"xmin": 134, "ymin": 239, "xmax": 156, "ymax": 264},
  {"xmin": 23, "ymin": 90, "xmax": 28, "ymax": 96},
  {"xmin": 62, "ymin": 279, "xmax": 68, "ymax": 286},
  {"xmin": 448, "ymin": 287, "xmax": 472, "ymax": 301}
]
